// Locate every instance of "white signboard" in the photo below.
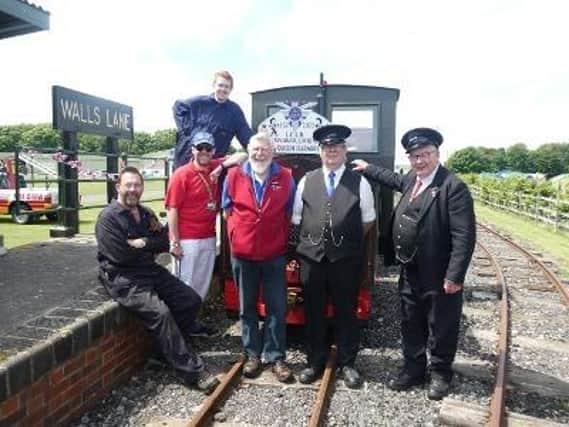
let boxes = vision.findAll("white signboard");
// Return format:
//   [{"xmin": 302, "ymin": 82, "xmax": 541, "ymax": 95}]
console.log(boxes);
[{"xmin": 258, "ymin": 102, "xmax": 329, "ymax": 154}]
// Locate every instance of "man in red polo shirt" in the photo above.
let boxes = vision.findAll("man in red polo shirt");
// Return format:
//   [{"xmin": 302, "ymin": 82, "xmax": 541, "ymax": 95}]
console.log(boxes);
[{"xmin": 166, "ymin": 132, "xmax": 246, "ymax": 336}]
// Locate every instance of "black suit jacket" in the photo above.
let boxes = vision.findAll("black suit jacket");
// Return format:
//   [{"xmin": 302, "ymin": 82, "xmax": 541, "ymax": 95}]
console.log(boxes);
[{"xmin": 363, "ymin": 164, "xmax": 476, "ymax": 288}]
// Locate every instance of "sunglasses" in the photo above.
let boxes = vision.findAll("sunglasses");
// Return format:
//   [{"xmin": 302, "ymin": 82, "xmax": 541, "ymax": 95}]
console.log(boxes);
[{"xmin": 194, "ymin": 144, "xmax": 214, "ymax": 152}]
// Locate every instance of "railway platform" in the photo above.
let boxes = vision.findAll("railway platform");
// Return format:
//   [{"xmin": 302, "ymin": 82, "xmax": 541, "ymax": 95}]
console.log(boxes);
[{"xmin": 0, "ymin": 236, "xmax": 151, "ymax": 426}]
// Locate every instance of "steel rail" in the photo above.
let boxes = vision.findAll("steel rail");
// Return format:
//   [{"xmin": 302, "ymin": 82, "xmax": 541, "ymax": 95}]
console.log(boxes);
[
  {"xmin": 187, "ymin": 359, "xmax": 244, "ymax": 427},
  {"xmin": 308, "ymin": 346, "xmax": 337, "ymax": 427},
  {"xmin": 475, "ymin": 240, "xmax": 509, "ymax": 427},
  {"xmin": 478, "ymin": 222, "xmax": 569, "ymax": 307}
]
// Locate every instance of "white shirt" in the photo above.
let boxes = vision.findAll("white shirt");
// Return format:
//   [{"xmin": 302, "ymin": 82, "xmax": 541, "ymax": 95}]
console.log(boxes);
[
  {"xmin": 413, "ymin": 163, "xmax": 440, "ymax": 197},
  {"xmin": 292, "ymin": 164, "xmax": 376, "ymax": 225}
]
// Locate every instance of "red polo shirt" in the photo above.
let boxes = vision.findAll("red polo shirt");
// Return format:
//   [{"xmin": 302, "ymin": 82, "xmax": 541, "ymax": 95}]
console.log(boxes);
[{"xmin": 165, "ymin": 158, "xmax": 224, "ymax": 239}]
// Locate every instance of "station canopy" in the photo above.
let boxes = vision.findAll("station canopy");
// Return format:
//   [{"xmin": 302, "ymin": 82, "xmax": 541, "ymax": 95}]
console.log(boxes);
[{"xmin": 0, "ymin": 0, "xmax": 49, "ymax": 40}]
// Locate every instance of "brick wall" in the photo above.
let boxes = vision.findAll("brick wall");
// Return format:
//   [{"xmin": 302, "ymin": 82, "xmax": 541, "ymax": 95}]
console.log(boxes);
[{"xmin": 0, "ymin": 303, "xmax": 151, "ymax": 427}]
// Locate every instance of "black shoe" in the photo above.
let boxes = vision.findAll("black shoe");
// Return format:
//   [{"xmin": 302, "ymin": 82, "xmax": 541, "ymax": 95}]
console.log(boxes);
[
  {"xmin": 299, "ymin": 366, "xmax": 324, "ymax": 384},
  {"xmin": 187, "ymin": 323, "xmax": 220, "ymax": 338},
  {"xmin": 388, "ymin": 371, "xmax": 426, "ymax": 391},
  {"xmin": 340, "ymin": 366, "xmax": 362, "ymax": 389},
  {"xmin": 427, "ymin": 377, "xmax": 451, "ymax": 400},
  {"xmin": 186, "ymin": 370, "xmax": 220, "ymax": 395},
  {"xmin": 243, "ymin": 355, "xmax": 262, "ymax": 378}
]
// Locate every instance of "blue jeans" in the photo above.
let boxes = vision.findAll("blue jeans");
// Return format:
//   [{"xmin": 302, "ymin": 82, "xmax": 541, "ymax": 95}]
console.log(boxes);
[{"xmin": 231, "ymin": 256, "xmax": 287, "ymax": 363}]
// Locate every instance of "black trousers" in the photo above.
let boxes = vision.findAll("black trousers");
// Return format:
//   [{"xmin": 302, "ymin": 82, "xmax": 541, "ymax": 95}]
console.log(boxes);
[
  {"xmin": 99, "ymin": 265, "xmax": 204, "ymax": 378},
  {"xmin": 399, "ymin": 267, "xmax": 463, "ymax": 381},
  {"xmin": 300, "ymin": 255, "xmax": 362, "ymax": 369}
]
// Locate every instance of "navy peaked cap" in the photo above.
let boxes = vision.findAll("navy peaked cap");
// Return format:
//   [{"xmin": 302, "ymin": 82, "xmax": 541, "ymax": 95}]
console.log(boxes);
[
  {"xmin": 401, "ymin": 128, "xmax": 443, "ymax": 153},
  {"xmin": 313, "ymin": 124, "xmax": 351, "ymax": 145},
  {"xmin": 191, "ymin": 131, "xmax": 215, "ymax": 147}
]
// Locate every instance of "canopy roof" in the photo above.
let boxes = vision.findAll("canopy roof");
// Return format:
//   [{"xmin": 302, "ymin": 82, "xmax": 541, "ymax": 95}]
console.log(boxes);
[{"xmin": 0, "ymin": 0, "xmax": 49, "ymax": 40}]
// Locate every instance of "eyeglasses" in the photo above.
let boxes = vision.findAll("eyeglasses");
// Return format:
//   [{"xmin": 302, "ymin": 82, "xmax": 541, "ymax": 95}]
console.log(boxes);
[
  {"xmin": 194, "ymin": 144, "xmax": 214, "ymax": 152},
  {"xmin": 408, "ymin": 150, "xmax": 437, "ymax": 162}
]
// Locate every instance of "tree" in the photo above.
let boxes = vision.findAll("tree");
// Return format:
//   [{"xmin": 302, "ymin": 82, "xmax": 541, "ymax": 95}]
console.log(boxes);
[
  {"xmin": 506, "ymin": 143, "xmax": 533, "ymax": 172},
  {"xmin": 531, "ymin": 144, "xmax": 566, "ymax": 177},
  {"xmin": 445, "ymin": 147, "xmax": 487, "ymax": 173},
  {"xmin": 78, "ymin": 134, "xmax": 105, "ymax": 152},
  {"xmin": 479, "ymin": 147, "xmax": 507, "ymax": 172},
  {"xmin": 20, "ymin": 124, "xmax": 61, "ymax": 149}
]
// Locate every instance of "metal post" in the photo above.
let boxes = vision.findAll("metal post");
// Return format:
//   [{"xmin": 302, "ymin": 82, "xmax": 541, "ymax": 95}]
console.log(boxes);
[
  {"xmin": 164, "ymin": 156, "xmax": 170, "ymax": 195},
  {"xmin": 50, "ymin": 131, "xmax": 79, "ymax": 237},
  {"xmin": 106, "ymin": 137, "xmax": 119, "ymax": 203},
  {"xmin": 318, "ymin": 72, "xmax": 328, "ymax": 119},
  {"xmin": 14, "ymin": 147, "xmax": 21, "ymax": 215}
]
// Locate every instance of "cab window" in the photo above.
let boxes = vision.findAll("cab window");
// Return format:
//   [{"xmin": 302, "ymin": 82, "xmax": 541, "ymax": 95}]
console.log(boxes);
[{"xmin": 331, "ymin": 106, "xmax": 379, "ymax": 153}]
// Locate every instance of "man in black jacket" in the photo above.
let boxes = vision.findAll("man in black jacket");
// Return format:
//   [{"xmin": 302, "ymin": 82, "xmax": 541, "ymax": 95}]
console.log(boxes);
[
  {"xmin": 352, "ymin": 128, "xmax": 476, "ymax": 400},
  {"xmin": 95, "ymin": 166, "xmax": 219, "ymax": 394}
]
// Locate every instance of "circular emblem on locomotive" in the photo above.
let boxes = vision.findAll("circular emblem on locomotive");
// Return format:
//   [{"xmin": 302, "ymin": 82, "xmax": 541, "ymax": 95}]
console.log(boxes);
[{"xmin": 258, "ymin": 101, "xmax": 329, "ymax": 154}]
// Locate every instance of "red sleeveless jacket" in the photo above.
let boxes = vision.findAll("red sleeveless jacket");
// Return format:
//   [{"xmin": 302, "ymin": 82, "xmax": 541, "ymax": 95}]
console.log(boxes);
[{"xmin": 225, "ymin": 162, "xmax": 293, "ymax": 261}]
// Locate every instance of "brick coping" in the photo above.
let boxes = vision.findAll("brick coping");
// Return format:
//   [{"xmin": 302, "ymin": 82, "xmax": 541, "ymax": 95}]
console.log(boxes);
[{"xmin": 0, "ymin": 289, "xmax": 132, "ymax": 403}]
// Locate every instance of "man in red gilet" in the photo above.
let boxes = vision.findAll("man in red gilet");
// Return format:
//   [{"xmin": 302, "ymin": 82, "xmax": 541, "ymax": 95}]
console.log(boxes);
[{"xmin": 222, "ymin": 133, "xmax": 296, "ymax": 383}]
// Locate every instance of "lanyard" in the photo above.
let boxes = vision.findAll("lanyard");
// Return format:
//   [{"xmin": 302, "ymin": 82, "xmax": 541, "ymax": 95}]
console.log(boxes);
[{"xmin": 196, "ymin": 171, "xmax": 215, "ymax": 204}]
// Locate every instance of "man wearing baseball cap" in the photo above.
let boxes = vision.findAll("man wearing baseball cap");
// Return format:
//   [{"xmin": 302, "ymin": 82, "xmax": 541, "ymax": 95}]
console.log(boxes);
[
  {"xmin": 166, "ymin": 131, "xmax": 246, "ymax": 337},
  {"xmin": 352, "ymin": 127, "xmax": 476, "ymax": 400}
]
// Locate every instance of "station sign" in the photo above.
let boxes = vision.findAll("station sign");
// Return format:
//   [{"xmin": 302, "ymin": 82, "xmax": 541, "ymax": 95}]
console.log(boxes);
[
  {"xmin": 258, "ymin": 101, "xmax": 329, "ymax": 154},
  {"xmin": 52, "ymin": 86, "xmax": 133, "ymax": 140}
]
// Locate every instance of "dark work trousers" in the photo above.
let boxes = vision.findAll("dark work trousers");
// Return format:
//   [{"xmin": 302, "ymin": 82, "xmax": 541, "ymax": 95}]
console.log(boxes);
[
  {"xmin": 300, "ymin": 255, "xmax": 362, "ymax": 369},
  {"xmin": 99, "ymin": 266, "xmax": 204, "ymax": 378},
  {"xmin": 399, "ymin": 267, "xmax": 463, "ymax": 381}
]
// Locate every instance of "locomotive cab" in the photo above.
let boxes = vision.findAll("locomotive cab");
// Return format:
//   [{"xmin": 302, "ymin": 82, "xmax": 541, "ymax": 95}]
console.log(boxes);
[{"xmin": 222, "ymin": 81, "xmax": 399, "ymax": 324}]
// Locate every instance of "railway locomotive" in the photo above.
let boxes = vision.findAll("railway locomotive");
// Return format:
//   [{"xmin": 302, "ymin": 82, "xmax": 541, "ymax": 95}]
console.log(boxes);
[{"xmin": 221, "ymin": 80, "xmax": 400, "ymax": 324}]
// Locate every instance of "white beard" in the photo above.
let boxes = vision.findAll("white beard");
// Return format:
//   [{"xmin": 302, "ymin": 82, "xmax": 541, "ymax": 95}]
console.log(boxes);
[{"xmin": 250, "ymin": 159, "xmax": 270, "ymax": 175}]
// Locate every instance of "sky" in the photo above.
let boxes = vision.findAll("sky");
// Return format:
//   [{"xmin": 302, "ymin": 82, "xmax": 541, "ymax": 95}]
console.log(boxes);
[{"xmin": 1, "ymin": 0, "xmax": 568, "ymax": 163}]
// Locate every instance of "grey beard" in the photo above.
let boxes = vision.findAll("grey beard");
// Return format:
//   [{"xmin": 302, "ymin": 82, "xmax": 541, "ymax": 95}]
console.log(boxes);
[{"xmin": 250, "ymin": 160, "xmax": 270, "ymax": 176}]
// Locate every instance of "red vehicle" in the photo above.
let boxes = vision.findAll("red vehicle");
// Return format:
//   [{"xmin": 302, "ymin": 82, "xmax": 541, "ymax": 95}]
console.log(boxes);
[
  {"xmin": 220, "ymin": 81, "xmax": 399, "ymax": 324},
  {"xmin": 0, "ymin": 160, "xmax": 58, "ymax": 224}
]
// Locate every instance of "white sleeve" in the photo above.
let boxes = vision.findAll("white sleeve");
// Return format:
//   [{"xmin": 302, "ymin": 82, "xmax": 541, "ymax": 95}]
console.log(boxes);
[
  {"xmin": 359, "ymin": 176, "xmax": 376, "ymax": 223},
  {"xmin": 291, "ymin": 176, "xmax": 306, "ymax": 225}
]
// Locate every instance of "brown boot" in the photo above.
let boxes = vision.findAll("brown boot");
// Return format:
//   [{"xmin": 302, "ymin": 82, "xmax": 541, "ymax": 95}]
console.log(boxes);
[
  {"xmin": 243, "ymin": 355, "xmax": 262, "ymax": 378},
  {"xmin": 272, "ymin": 360, "xmax": 293, "ymax": 383}
]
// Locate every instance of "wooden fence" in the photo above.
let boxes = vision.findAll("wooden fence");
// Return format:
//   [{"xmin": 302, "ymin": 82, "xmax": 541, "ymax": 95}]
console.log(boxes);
[{"xmin": 470, "ymin": 185, "xmax": 569, "ymax": 233}]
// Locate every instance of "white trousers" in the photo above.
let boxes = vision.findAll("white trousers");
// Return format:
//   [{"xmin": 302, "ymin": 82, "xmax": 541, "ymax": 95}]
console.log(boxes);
[{"xmin": 172, "ymin": 237, "xmax": 216, "ymax": 301}]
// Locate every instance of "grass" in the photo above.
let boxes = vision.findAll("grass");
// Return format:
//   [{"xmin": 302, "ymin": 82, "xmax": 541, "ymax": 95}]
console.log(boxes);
[
  {"xmin": 0, "ymin": 191, "xmax": 165, "ymax": 249},
  {"xmin": 475, "ymin": 202, "xmax": 569, "ymax": 275},
  {"xmin": 3, "ymin": 191, "xmax": 568, "ymax": 277}
]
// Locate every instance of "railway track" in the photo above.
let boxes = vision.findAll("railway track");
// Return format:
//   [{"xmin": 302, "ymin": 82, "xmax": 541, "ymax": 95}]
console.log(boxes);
[
  {"xmin": 187, "ymin": 347, "xmax": 338, "ymax": 426},
  {"xmin": 72, "ymin": 222, "xmax": 569, "ymax": 426},
  {"xmin": 441, "ymin": 223, "xmax": 569, "ymax": 426}
]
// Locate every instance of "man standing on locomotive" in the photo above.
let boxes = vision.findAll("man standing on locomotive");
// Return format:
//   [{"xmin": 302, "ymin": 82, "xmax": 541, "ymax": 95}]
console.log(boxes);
[
  {"xmin": 172, "ymin": 70, "xmax": 253, "ymax": 169},
  {"xmin": 96, "ymin": 166, "xmax": 220, "ymax": 395},
  {"xmin": 222, "ymin": 133, "xmax": 296, "ymax": 383},
  {"xmin": 292, "ymin": 124, "xmax": 376, "ymax": 389},
  {"xmin": 352, "ymin": 127, "xmax": 476, "ymax": 400},
  {"xmin": 166, "ymin": 131, "xmax": 247, "ymax": 337}
]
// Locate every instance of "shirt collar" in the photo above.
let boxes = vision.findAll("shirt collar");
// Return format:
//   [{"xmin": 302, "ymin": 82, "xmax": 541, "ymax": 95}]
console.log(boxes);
[
  {"xmin": 322, "ymin": 163, "xmax": 346, "ymax": 180},
  {"xmin": 417, "ymin": 163, "xmax": 441, "ymax": 187},
  {"xmin": 208, "ymin": 93, "xmax": 228, "ymax": 105},
  {"xmin": 110, "ymin": 199, "xmax": 144, "ymax": 218}
]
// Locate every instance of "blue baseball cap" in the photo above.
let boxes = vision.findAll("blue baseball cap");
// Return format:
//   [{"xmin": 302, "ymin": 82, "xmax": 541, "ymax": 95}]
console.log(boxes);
[{"xmin": 191, "ymin": 131, "xmax": 215, "ymax": 147}]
